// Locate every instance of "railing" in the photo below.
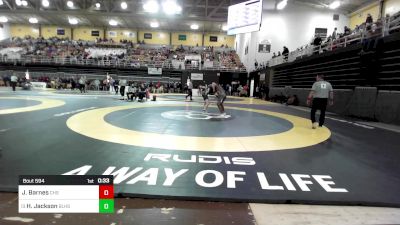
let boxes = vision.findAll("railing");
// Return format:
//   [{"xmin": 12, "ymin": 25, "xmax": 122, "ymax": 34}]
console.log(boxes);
[
  {"xmin": 268, "ymin": 32, "xmax": 364, "ymax": 67},
  {"xmin": 0, "ymin": 55, "xmax": 247, "ymax": 73},
  {"xmin": 267, "ymin": 11, "xmax": 400, "ymax": 67}
]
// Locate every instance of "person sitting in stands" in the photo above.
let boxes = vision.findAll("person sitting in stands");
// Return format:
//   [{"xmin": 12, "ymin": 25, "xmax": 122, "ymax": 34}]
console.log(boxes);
[
  {"xmin": 366, "ymin": 13, "xmax": 373, "ymax": 31},
  {"xmin": 344, "ymin": 26, "xmax": 351, "ymax": 36},
  {"xmin": 373, "ymin": 18, "xmax": 383, "ymax": 34},
  {"xmin": 313, "ymin": 34, "xmax": 322, "ymax": 46},
  {"xmin": 313, "ymin": 35, "xmax": 322, "ymax": 54}
]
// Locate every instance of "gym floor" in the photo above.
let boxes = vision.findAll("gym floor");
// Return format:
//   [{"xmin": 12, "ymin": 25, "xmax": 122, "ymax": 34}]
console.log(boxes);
[{"xmin": 1, "ymin": 88, "xmax": 400, "ymax": 224}]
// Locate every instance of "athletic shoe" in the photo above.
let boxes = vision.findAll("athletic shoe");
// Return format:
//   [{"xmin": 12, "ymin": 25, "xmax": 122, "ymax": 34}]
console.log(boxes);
[{"xmin": 312, "ymin": 122, "xmax": 318, "ymax": 129}]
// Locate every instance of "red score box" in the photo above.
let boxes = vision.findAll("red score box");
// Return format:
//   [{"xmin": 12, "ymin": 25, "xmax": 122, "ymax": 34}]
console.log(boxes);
[{"xmin": 99, "ymin": 185, "xmax": 114, "ymax": 199}]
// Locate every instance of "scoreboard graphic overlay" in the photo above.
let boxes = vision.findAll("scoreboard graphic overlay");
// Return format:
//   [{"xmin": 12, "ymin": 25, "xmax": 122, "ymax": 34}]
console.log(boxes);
[{"xmin": 19, "ymin": 175, "xmax": 114, "ymax": 213}]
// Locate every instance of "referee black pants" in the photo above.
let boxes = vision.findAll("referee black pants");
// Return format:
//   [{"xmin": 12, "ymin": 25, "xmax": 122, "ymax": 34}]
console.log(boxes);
[
  {"xmin": 311, "ymin": 98, "xmax": 328, "ymax": 126},
  {"xmin": 186, "ymin": 89, "xmax": 192, "ymax": 100},
  {"xmin": 11, "ymin": 81, "xmax": 17, "ymax": 91}
]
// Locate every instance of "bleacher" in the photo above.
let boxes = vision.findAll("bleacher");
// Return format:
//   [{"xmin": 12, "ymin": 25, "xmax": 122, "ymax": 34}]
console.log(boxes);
[
  {"xmin": 266, "ymin": 11, "xmax": 400, "ymax": 124},
  {"xmin": 272, "ymin": 44, "xmax": 363, "ymax": 90},
  {"xmin": 0, "ymin": 38, "xmax": 246, "ymax": 73},
  {"xmin": 270, "ymin": 10, "xmax": 400, "ymax": 91},
  {"xmin": 376, "ymin": 33, "xmax": 400, "ymax": 90},
  {"xmin": 270, "ymin": 39, "xmax": 400, "ymax": 125}
]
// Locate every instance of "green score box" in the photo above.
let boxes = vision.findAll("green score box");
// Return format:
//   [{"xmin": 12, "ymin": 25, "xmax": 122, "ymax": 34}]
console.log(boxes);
[{"xmin": 99, "ymin": 199, "xmax": 114, "ymax": 213}]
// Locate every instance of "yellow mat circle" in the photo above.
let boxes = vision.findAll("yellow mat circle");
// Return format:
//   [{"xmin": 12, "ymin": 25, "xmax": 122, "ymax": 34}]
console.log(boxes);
[{"xmin": 67, "ymin": 104, "xmax": 331, "ymax": 152}]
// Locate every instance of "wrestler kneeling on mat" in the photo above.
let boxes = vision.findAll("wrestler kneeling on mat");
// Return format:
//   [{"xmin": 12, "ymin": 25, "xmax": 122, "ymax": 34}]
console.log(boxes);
[{"xmin": 211, "ymin": 82, "xmax": 227, "ymax": 116}]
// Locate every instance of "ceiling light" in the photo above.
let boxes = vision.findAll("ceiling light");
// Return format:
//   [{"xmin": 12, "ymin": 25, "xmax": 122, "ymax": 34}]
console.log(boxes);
[
  {"xmin": 277, "ymin": 0, "xmax": 287, "ymax": 10},
  {"xmin": 29, "ymin": 17, "xmax": 38, "ymax": 23},
  {"xmin": 0, "ymin": 16, "xmax": 8, "ymax": 23},
  {"xmin": 190, "ymin": 24, "xmax": 199, "ymax": 30},
  {"xmin": 329, "ymin": 1, "xmax": 340, "ymax": 9},
  {"xmin": 109, "ymin": 19, "xmax": 118, "ymax": 26},
  {"xmin": 67, "ymin": 1, "xmax": 73, "ymax": 8},
  {"xmin": 162, "ymin": 0, "xmax": 182, "ymax": 15},
  {"xmin": 222, "ymin": 25, "xmax": 228, "ymax": 31},
  {"xmin": 15, "ymin": 0, "xmax": 21, "ymax": 6},
  {"xmin": 0, "ymin": 0, "xmax": 3, "ymax": 6},
  {"xmin": 121, "ymin": 1, "xmax": 127, "ymax": 9},
  {"xmin": 21, "ymin": 0, "xmax": 28, "ymax": 6},
  {"xmin": 95, "ymin": 2, "xmax": 100, "ymax": 8},
  {"xmin": 143, "ymin": 0, "xmax": 159, "ymax": 13},
  {"xmin": 150, "ymin": 22, "xmax": 159, "ymax": 28},
  {"xmin": 42, "ymin": 0, "xmax": 49, "ymax": 7},
  {"xmin": 68, "ymin": 18, "xmax": 78, "ymax": 25}
]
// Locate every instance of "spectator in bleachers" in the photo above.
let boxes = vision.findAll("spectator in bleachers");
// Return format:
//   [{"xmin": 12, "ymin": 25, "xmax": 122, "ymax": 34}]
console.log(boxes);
[
  {"xmin": 332, "ymin": 27, "xmax": 337, "ymax": 39},
  {"xmin": 313, "ymin": 34, "xmax": 322, "ymax": 46},
  {"xmin": 384, "ymin": 14, "xmax": 391, "ymax": 35},
  {"xmin": 1, "ymin": 36, "xmax": 245, "ymax": 73},
  {"xmin": 366, "ymin": 13, "xmax": 373, "ymax": 31},
  {"xmin": 373, "ymin": 18, "xmax": 383, "ymax": 34},
  {"xmin": 282, "ymin": 46, "xmax": 289, "ymax": 61},
  {"xmin": 344, "ymin": 26, "xmax": 351, "ymax": 36},
  {"xmin": 313, "ymin": 35, "xmax": 322, "ymax": 54},
  {"xmin": 352, "ymin": 25, "xmax": 360, "ymax": 35}
]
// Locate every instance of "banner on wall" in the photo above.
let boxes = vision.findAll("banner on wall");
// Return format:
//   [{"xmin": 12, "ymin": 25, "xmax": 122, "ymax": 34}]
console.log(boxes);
[
  {"xmin": 144, "ymin": 33, "xmax": 153, "ymax": 39},
  {"xmin": 258, "ymin": 40, "xmax": 271, "ymax": 53},
  {"xmin": 57, "ymin": 28, "xmax": 65, "ymax": 35},
  {"xmin": 179, "ymin": 34, "xmax": 187, "ymax": 41},
  {"xmin": 315, "ymin": 28, "xmax": 328, "ymax": 39},
  {"xmin": 191, "ymin": 73, "xmax": 203, "ymax": 81},
  {"xmin": 210, "ymin": 36, "xmax": 218, "ymax": 42},
  {"xmin": 148, "ymin": 68, "xmax": 162, "ymax": 75},
  {"xmin": 91, "ymin": 30, "xmax": 100, "ymax": 37},
  {"xmin": 108, "ymin": 31, "xmax": 117, "ymax": 38},
  {"xmin": 124, "ymin": 32, "xmax": 135, "ymax": 38},
  {"xmin": 258, "ymin": 44, "xmax": 271, "ymax": 53},
  {"xmin": 260, "ymin": 73, "xmax": 266, "ymax": 81}
]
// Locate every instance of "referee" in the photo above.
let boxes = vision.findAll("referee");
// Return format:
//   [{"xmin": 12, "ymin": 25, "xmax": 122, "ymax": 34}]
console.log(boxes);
[{"xmin": 307, "ymin": 75, "xmax": 333, "ymax": 129}]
